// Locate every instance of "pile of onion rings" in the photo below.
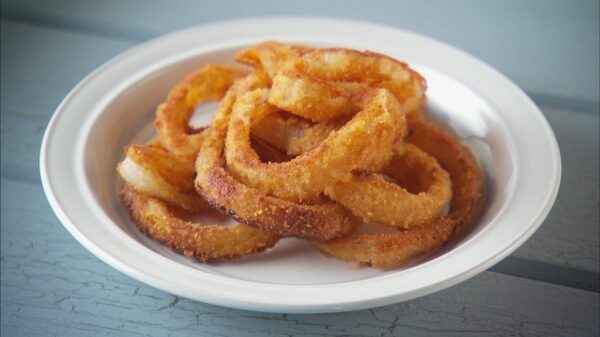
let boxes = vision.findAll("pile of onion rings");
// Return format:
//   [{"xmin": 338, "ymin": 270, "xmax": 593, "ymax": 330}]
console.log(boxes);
[{"xmin": 117, "ymin": 41, "xmax": 483, "ymax": 269}]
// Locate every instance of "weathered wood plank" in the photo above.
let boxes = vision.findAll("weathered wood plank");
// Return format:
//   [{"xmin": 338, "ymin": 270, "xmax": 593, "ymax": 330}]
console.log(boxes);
[
  {"xmin": 0, "ymin": 19, "xmax": 134, "ymax": 182},
  {"xmin": 1, "ymin": 20, "xmax": 598, "ymax": 280},
  {"xmin": 491, "ymin": 107, "xmax": 599, "ymax": 289},
  {"xmin": 2, "ymin": 0, "xmax": 599, "ymax": 105},
  {"xmin": 1, "ymin": 180, "xmax": 598, "ymax": 337},
  {"xmin": 510, "ymin": 108, "xmax": 599, "ymax": 270}
]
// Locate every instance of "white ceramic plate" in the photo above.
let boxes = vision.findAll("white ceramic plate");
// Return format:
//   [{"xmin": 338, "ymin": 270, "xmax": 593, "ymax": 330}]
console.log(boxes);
[{"xmin": 40, "ymin": 17, "xmax": 561, "ymax": 313}]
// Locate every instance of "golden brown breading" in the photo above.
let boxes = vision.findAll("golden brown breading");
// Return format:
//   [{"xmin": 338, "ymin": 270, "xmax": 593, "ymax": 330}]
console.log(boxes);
[
  {"xmin": 225, "ymin": 88, "xmax": 406, "ymax": 202},
  {"xmin": 194, "ymin": 72, "xmax": 361, "ymax": 241},
  {"xmin": 155, "ymin": 64, "xmax": 247, "ymax": 159},
  {"xmin": 315, "ymin": 119, "xmax": 483, "ymax": 269},
  {"xmin": 121, "ymin": 185, "xmax": 279, "ymax": 262},
  {"xmin": 324, "ymin": 143, "xmax": 452, "ymax": 229}
]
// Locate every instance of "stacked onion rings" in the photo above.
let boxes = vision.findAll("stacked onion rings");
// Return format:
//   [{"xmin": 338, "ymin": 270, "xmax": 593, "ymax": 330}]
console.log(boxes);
[{"xmin": 117, "ymin": 41, "xmax": 483, "ymax": 269}]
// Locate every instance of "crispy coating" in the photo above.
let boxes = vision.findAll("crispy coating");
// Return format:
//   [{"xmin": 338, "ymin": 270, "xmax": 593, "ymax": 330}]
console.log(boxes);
[
  {"xmin": 117, "ymin": 142, "xmax": 210, "ymax": 213},
  {"xmin": 121, "ymin": 185, "xmax": 279, "ymax": 262},
  {"xmin": 324, "ymin": 143, "xmax": 452, "ymax": 228},
  {"xmin": 269, "ymin": 68, "xmax": 356, "ymax": 122},
  {"xmin": 117, "ymin": 41, "xmax": 483, "ymax": 269},
  {"xmin": 225, "ymin": 88, "xmax": 406, "ymax": 202},
  {"xmin": 234, "ymin": 41, "xmax": 310, "ymax": 78},
  {"xmin": 251, "ymin": 112, "xmax": 453, "ymax": 229},
  {"xmin": 269, "ymin": 48, "xmax": 427, "ymax": 122},
  {"xmin": 252, "ymin": 111, "xmax": 348, "ymax": 156},
  {"xmin": 195, "ymin": 72, "xmax": 361, "ymax": 240},
  {"xmin": 317, "ymin": 219, "xmax": 455, "ymax": 270},
  {"xmin": 237, "ymin": 42, "xmax": 426, "ymax": 122},
  {"xmin": 155, "ymin": 64, "xmax": 248, "ymax": 159},
  {"xmin": 315, "ymin": 120, "xmax": 483, "ymax": 269},
  {"xmin": 406, "ymin": 118, "xmax": 484, "ymax": 238}
]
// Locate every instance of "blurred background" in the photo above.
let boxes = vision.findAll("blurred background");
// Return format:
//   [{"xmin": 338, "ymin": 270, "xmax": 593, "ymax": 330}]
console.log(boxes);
[{"xmin": 2, "ymin": 0, "xmax": 599, "ymax": 107}]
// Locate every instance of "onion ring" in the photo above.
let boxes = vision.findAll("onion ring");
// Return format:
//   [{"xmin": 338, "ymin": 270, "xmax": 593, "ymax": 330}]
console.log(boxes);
[
  {"xmin": 252, "ymin": 111, "xmax": 350, "ymax": 156},
  {"xmin": 251, "ymin": 110, "xmax": 454, "ymax": 229},
  {"xmin": 121, "ymin": 184, "xmax": 279, "ymax": 262},
  {"xmin": 268, "ymin": 48, "xmax": 426, "ymax": 122},
  {"xmin": 117, "ymin": 41, "xmax": 483, "ymax": 268},
  {"xmin": 118, "ymin": 138, "xmax": 281, "ymax": 262},
  {"xmin": 324, "ymin": 143, "xmax": 452, "ymax": 229},
  {"xmin": 406, "ymin": 118, "xmax": 483, "ymax": 238},
  {"xmin": 117, "ymin": 142, "xmax": 210, "ymax": 213},
  {"xmin": 315, "ymin": 120, "xmax": 483, "ymax": 269},
  {"xmin": 234, "ymin": 41, "xmax": 310, "ymax": 78},
  {"xmin": 194, "ymin": 71, "xmax": 361, "ymax": 240},
  {"xmin": 225, "ymin": 87, "xmax": 406, "ymax": 202},
  {"xmin": 154, "ymin": 64, "xmax": 248, "ymax": 159}
]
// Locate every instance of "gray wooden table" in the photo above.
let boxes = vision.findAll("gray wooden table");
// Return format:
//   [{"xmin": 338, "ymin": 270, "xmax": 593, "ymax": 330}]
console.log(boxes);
[{"xmin": 1, "ymin": 1, "xmax": 598, "ymax": 336}]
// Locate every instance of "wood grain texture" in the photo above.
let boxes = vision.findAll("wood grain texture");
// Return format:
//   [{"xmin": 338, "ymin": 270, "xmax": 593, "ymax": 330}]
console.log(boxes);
[
  {"xmin": 497, "ymin": 107, "xmax": 600, "ymax": 284},
  {"xmin": 509, "ymin": 108, "xmax": 599, "ymax": 272},
  {"xmin": 2, "ymin": 0, "xmax": 599, "ymax": 105},
  {"xmin": 2, "ymin": 181, "xmax": 599, "ymax": 337}
]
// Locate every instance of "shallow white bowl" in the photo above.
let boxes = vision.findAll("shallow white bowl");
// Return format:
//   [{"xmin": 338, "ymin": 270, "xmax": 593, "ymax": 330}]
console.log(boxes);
[{"xmin": 40, "ymin": 17, "xmax": 560, "ymax": 313}]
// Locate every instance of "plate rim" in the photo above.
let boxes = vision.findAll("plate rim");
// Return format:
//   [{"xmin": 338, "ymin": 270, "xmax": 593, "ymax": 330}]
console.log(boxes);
[{"xmin": 40, "ymin": 16, "xmax": 561, "ymax": 313}]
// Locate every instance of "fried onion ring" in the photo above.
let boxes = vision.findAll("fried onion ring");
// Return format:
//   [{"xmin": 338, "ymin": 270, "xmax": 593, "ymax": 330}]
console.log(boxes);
[
  {"xmin": 268, "ymin": 48, "xmax": 426, "ymax": 122},
  {"xmin": 324, "ymin": 143, "xmax": 452, "ymax": 229},
  {"xmin": 121, "ymin": 184, "xmax": 279, "ymax": 262},
  {"xmin": 250, "ymin": 110, "xmax": 453, "ymax": 229},
  {"xmin": 225, "ymin": 88, "xmax": 406, "ymax": 202},
  {"xmin": 194, "ymin": 71, "xmax": 361, "ymax": 240},
  {"xmin": 315, "ymin": 120, "xmax": 483, "ymax": 269},
  {"xmin": 117, "ymin": 142, "xmax": 210, "ymax": 213},
  {"xmin": 252, "ymin": 111, "xmax": 349, "ymax": 156},
  {"xmin": 406, "ymin": 118, "xmax": 483, "ymax": 238},
  {"xmin": 118, "ymin": 139, "xmax": 280, "ymax": 262},
  {"xmin": 117, "ymin": 41, "xmax": 483, "ymax": 269},
  {"xmin": 154, "ymin": 64, "xmax": 248, "ymax": 159},
  {"xmin": 234, "ymin": 41, "xmax": 310, "ymax": 78}
]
